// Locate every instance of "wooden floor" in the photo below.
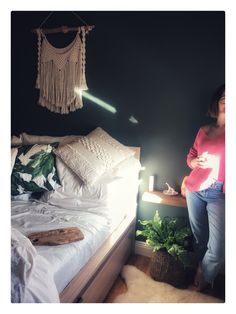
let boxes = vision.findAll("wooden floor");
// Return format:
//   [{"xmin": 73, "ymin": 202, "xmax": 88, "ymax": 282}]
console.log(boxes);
[{"xmin": 104, "ymin": 254, "xmax": 225, "ymax": 303}]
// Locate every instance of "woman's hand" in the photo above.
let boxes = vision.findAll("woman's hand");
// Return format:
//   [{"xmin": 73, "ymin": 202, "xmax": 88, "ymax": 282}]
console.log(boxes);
[
  {"xmin": 190, "ymin": 157, "xmax": 204, "ymax": 169},
  {"xmin": 190, "ymin": 152, "xmax": 217, "ymax": 169}
]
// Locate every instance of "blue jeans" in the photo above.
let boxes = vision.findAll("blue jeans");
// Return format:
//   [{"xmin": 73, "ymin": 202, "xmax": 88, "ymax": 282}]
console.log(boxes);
[{"xmin": 186, "ymin": 181, "xmax": 225, "ymax": 284}]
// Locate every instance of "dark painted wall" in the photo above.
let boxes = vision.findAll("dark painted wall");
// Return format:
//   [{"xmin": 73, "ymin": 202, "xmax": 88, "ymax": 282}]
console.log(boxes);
[{"xmin": 11, "ymin": 11, "xmax": 225, "ymax": 219}]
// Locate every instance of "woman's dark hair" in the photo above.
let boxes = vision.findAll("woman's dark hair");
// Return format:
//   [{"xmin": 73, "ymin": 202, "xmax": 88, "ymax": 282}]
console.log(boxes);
[{"xmin": 207, "ymin": 84, "xmax": 225, "ymax": 118}]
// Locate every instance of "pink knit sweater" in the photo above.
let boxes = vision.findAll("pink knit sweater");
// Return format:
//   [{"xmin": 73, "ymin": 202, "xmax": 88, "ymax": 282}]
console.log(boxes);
[{"xmin": 185, "ymin": 128, "xmax": 225, "ymax": 192}]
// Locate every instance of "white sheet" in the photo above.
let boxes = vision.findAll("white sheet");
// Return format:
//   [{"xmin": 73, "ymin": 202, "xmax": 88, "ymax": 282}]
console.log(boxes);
[
  {"xmin": 11, "ymin": 228, "xmax": 59, "ymax": 303},
  {"xmin": 11, "ymin": 200, "xmax": 111, "ymax": 296}
]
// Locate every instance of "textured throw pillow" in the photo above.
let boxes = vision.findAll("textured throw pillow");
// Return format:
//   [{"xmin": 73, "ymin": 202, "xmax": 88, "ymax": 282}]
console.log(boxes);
[
  {"xmin": 21, "ymin": 132, "xmax": 81, "ymax": 146},
  {"xmin": 54, "ymin": 127, "xmax": 135, "ymax": 185},
  {"xmin": 11, "ymin": 143, "xmax": 61, "ymax": 196}
]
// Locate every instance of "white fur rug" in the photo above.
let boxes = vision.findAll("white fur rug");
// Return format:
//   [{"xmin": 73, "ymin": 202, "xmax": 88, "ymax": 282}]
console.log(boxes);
[{"xmin": 113, "ymin": 265, "xmax": 222, "ymax": 303}]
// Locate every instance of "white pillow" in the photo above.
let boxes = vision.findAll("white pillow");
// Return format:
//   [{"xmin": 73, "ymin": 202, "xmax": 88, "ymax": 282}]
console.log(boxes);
[
  {"xmin": 11, "ymin": 135, "xmax": 22, "ymax": 146},
  {"xmin": 44, "ymin": 156, "xmax": 140, "ymax": 202},
  {"xmin": 55, "ymin": 157, "xmax": 83, "ymax": 194},
  {"xmin": 21, "ymin": 132, "xmax": 81, "ymax": 146},
  {"xmin": 41, "ymin": 156, "xmax": 140, "ymax": 218},
  {"xmin": 11, "ymin": 147, "xmax": 18, "ymax": 173},
  {"xmin": 54, "ymin": 127, "xmax": 135, "ymax": 185},
  {"xmin": 111, "ymin": 156, "xmax": 141, "ymax": 177},
  {"xmin": 40, "ymin": 156, "xmax": 83, "ymax": 204},
  {"xmin": 42, "ymin": 157, "xmax": 141, "ymax": 206},
  {"xmin": 41, "ymin": 173, "xmax": 120, "ymax": 210}
]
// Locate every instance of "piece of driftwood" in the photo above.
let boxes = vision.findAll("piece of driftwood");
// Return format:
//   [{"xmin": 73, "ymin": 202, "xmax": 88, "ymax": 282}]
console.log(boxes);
[
  {"xmin": 31, "ymin": 25, "xmax": 95, "ymax": 34},
  {"xmin": 28, "ymin": 227, "xmax": 84, "ymax": 245}
]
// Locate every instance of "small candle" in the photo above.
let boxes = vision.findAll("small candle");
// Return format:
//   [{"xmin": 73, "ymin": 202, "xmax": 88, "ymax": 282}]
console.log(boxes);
[{"xmin": 149, "ymin": 175, "xmax": 154, "ymax": 192}]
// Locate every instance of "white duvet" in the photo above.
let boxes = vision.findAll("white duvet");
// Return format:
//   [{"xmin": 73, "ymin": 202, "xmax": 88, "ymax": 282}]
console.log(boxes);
[{"xmin": 11, "ymin": 200, "xmax": 111, "ymax": 302}]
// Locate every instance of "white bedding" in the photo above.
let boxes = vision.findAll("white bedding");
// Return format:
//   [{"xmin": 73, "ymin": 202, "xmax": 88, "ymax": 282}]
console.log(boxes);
[
  {"xmin": 11, "ymin": 228, "xmax": 59, "ymax": 303},
  {"xmin": 11, "ymin": 156, "xmax": 141, "ymax": 303},
  {"xmin": 11, "ymin": 200, "xmax": 111, "ymax": 298}
]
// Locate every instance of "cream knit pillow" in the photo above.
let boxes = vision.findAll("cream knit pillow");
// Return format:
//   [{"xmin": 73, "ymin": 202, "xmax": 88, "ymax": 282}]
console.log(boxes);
[{"xmin": 54, "ymin": 127, "xmax": 135, "ymax": 185}]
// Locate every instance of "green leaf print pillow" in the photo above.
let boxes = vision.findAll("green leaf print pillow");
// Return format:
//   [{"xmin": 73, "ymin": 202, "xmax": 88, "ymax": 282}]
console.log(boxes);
[{"xmin": 11, "ymin": 143, "xmax": 61, "ymax": 196}]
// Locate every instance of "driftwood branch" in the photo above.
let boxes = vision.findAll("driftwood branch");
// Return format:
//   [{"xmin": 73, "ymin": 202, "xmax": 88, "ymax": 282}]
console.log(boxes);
[{"xmin": 31, "ymin": 25, "xmax": 95, "ymax": 34}]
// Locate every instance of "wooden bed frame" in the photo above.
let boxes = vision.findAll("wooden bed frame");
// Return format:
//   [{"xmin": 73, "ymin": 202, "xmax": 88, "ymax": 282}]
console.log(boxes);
[{"xmin": 59, "ymin": 147, "xmax": 140, "ymax": 303}]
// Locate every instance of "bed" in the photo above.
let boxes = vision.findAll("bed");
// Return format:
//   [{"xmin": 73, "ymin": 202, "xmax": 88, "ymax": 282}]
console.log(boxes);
[{"xmin": 11, "ymin": 128, "xmax": 141, "ymax": 303}]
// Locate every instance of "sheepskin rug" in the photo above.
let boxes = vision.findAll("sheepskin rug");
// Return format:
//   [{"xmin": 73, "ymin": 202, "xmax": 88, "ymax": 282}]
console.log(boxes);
[{"xmin": 113, "ymin": 265, "xmax": 222, "ymax": 303}]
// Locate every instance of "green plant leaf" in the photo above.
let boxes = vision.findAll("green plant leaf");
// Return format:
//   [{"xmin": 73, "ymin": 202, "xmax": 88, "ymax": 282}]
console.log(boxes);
[
  {"xmin": 137, "ymin": 210, "xmax": 192, "ymax": 266},
  {"xmin": 136, "ymin": 230, "xmax": 143, "ymax": 236}
]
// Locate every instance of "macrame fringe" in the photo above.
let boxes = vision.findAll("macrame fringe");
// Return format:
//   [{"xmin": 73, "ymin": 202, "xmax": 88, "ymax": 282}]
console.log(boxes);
[
  {"xmin": 36, "ymin": 27, "xmax": 88, "ymax": 114},
  {"xmin": 35, "ymin": 29, "xmax": 42, "ymax": 89},
  {"xmin": 38, "ymin": 61, "xmax": 87, "ymax": 114}
]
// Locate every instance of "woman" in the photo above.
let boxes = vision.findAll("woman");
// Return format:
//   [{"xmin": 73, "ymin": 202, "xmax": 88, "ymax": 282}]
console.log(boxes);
[{"xmin": 185, "ymin": 84, "xmax": 225, "ymax": 291}]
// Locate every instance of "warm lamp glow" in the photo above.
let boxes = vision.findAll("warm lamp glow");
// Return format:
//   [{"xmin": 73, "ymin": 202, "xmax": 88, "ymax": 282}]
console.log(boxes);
[{"xmin": 142, "ymin": 191, "xmax": 162, "ymax": 203}]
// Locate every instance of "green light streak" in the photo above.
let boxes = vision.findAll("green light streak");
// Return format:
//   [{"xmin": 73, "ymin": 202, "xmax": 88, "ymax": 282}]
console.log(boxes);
[{"xmin": 82, "ymin": 91, "xmax": 117, "ymax": 114}]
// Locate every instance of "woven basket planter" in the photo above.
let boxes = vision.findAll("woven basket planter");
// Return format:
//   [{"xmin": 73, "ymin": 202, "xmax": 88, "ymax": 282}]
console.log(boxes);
[{"xmin": 149, "ymin": 249, "xmax": 186, "ymax": 287}]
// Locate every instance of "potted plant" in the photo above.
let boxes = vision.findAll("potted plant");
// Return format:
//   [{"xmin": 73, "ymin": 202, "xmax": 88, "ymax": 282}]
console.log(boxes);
[{"xmin": 136, "ymin": 210, "xmax": 192, "ymax": 287}]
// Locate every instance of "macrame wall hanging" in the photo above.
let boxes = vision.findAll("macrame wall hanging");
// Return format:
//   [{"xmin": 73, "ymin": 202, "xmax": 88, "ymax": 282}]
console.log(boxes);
[{"xmin": 32, "ymin": 12, "xmax": 94, "ymax": 114}]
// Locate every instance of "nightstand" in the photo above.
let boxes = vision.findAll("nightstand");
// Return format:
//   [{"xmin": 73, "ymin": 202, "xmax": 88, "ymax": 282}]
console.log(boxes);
[{"xmin": 142, "ymin": 190, "xmax": 187, "ymax": 208}]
